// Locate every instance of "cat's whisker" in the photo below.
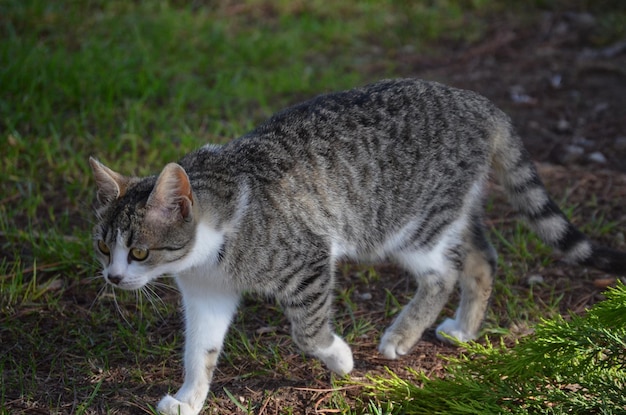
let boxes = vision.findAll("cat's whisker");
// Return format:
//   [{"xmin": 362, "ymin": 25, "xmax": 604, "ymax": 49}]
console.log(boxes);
[
  {"xmin": 141, "ymin": 284, "xmax": 166, "ymax": 322},
  {"xmin": 88, "ymin": 275, "xmax": 109, "ymax": 311},
  {"xmin": 151, "ymin": 280, "xmax": 180, "ymax": 294},
  {"xmin": 133, "ymin": 289, "xmax": 145, "ymax": 322},
  {"xmin": 111, "ymin": 287, "xmax": 133, "ymax": 328},
  {"xmin": 84, "ymin": 274, "xmax": 102, "ymax": 283},
  {"xmin": 89, "ymin": 286, "xmax": 104, "ymax": 311},
  {"xmin": 143, "ymin": 284, "xmax": 165, "ymax": 306}
]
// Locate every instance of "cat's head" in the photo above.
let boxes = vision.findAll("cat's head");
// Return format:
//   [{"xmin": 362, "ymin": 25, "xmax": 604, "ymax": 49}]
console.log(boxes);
[{"xmin": 89, "ymin": 157, "xmax": 197, "ymax": 290}]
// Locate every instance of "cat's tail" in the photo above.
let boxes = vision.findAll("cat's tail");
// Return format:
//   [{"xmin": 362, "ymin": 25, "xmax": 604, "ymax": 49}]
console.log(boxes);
[{"xmin": 490, "ymin": 117, "xmax": 626, "ymax": 275}]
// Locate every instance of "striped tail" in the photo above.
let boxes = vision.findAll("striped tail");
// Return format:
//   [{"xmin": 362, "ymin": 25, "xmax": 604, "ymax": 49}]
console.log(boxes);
[{"xmin": 490, "ymin": 117, "xmax": 626, "ymax": 275}]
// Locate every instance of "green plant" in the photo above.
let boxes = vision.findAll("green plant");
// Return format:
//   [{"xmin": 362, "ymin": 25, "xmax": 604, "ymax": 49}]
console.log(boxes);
[{"xmin": 363, "ymin": 282, "xmax": 626, "ymax": 414}]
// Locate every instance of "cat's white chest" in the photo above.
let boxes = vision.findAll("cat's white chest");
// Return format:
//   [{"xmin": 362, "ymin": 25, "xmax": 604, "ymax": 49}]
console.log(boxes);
[
  {"xmin": 178, "ymin": 222, "xmax": 225, "ymax": 271},
  {"xmin": 173, "ymin": 222, "xmax": 233, "ymax": 294}
]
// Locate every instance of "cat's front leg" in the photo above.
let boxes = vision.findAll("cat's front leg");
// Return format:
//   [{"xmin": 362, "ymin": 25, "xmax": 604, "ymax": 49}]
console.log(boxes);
[
  {"xmin": 278, "ymin": 260, "xmax": 354, "ymax": 375},
  {"xmin": 157, "ymin": 287, "xmax": 239, "ymax": 415}
]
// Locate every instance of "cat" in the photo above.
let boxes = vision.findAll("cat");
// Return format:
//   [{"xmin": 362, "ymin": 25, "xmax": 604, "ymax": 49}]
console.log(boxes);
[{"xmin": 90, "ymin": 78, "xmax": 626, "ymax": 415}]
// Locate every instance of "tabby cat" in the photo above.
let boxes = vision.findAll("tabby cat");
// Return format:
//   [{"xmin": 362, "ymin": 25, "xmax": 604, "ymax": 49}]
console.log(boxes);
[{"xmin": 90, "ymin": 79, "xmax": 625, "ymax": 415}]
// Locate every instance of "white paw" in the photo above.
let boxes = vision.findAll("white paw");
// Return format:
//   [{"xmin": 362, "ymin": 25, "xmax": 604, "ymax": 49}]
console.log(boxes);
[
  {"xmin": 314, "ymin": 334, "xmax": 354, "ymax": 375},
  {"xmin": 378, "ymin": 330, "xmax": 411, "ymax": 360},
  {"xmin": 436, "ymin": 318, "xmax": 475, "ymax": 344},
  {"xmin": 157, "ymin": 394, "xmax": 199, "ymax": 415}
]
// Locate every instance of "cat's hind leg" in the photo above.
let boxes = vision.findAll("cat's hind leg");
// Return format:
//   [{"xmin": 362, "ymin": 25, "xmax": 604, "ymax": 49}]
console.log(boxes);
[
  {"xmin": 379, "ymin": 247, "xmax": 459, "ymax": 359},
  {"xmin": 436, "ymin": 221, "xmax": 496, "ymax": 343},
  {"xmin": 278, "ymin": 258, "xmax": 353, "ymax": 376}
]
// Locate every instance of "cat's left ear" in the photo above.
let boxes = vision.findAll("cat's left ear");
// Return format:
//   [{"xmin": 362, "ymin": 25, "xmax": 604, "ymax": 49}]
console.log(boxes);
[
  {"xmin": 89, "ymin": 157, "xmax": 130, "ymax": 206},
  {"xmin": 146, "ymin": 163, "xmax": 193, "ymax": 223}
]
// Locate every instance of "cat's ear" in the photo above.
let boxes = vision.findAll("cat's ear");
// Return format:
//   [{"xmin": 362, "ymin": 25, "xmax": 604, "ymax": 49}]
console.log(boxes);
[
  {"xmin": 146, "ymin": 163, "xmax": 193, "ymax": 223},
  {"xmin": 89, "ymin": 157, "xmax": 130, "ymax": 206}
]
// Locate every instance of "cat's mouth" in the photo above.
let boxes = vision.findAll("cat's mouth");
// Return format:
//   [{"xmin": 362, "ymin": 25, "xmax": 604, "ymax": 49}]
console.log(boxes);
[{"xmin": 105, "ymin": 274, "xmax": 148, "ymax": 291}]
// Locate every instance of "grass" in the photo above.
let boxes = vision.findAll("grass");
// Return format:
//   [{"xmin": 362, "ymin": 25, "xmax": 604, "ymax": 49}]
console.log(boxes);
[
  {"xmin": 1, "ymin": 0, "xmax": 625, "ymax": 414},
  {"xmin": 362, "ymin": 282, "xmax": 626, "ymax": 414}
]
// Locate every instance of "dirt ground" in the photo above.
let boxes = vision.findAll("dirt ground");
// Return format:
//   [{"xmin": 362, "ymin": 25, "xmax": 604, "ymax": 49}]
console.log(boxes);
[{"xmin": 419, "ymin": 12, "xmax": 626, "ymax": 173}]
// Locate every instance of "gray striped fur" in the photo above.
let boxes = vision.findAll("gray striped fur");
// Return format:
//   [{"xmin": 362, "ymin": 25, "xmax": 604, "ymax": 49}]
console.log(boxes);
[{"xmin": 91, "ymin": 79, "xmax": 625, "ymax": 413}]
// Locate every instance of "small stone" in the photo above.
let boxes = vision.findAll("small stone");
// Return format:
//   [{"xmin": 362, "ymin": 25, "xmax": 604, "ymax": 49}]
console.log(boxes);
[
  {"xmin": 553, "ymin": 21, "xmax": 569, "ymax": 36},
  {"xmin": 565, "ymin": 12, "xmax": 596, "ymax": 29},
  {"xmin": 556, "ymin": 119, "xmax": 570, "ymax": 132},
  {"xmin": 256, "ymin": 326, "xmax": 277, "ymax": 335},
  {"xmin": 360, "ymin": 292, "xmax": 373, "ymax": 301},
  {"xmin": 39, "ymin": 279, "xmax": 63, "ymax": 293},
  {"xmin": 587, "ymin": 151, "xmax": 607, "ymax": 164},
  {"xmin": 573, "ymin": 136, "xmax": 594, "ymax": 148},
  {"xmin": 593, "ymin": 102, "xmax": 610, "ymax": 114},
  {"xmin": 509, "ymin": 85, "xmax": 537, "ymax": 105},
  {"xmin": 559, "ymin": 145, "xmax": 585, "ymax": 164},
  {"xmin": 614, "ymin": 136, "xmax": 626, "ymax": 151},
  {"xmin": 550, "ymin": 74, "xmax": 562, "ymax": 89},
  {"xmin": 527, "ymin": 274, "xmax": 545, "ymax": 286}
]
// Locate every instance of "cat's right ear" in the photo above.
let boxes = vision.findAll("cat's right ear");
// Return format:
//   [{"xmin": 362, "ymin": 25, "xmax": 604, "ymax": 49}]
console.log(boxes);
[{"xmin": 89, "ymin": 157, "xmax": 130, "ymax": 206}]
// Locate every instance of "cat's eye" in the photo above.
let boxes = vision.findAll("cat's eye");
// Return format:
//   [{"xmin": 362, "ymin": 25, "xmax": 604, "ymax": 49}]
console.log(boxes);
[
  {"xmin": 97, "ymin": 240, "xmax": 110, "ymax": 255},
  {"xmin": 130, "ymin": 247, "xmax": 149, "ymax": 261}
]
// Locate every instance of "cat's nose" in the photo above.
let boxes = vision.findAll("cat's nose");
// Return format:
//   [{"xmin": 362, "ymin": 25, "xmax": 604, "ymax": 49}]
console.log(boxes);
[{"xmin": 107, "ymin": 274, "xmax": 123, "ymax": 285}]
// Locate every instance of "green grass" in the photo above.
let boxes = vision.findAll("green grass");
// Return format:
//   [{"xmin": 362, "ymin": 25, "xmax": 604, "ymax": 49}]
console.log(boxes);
[
  {"xmin": 362, "ymin": 282, "xmax": 626, "ymax": 414},
  {"xmin": 1, "ymin": 0, "xmax": 625, "ymax": 414}
]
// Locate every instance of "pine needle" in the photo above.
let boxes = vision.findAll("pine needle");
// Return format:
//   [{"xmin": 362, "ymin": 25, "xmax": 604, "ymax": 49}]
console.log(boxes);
[{"xmin": 363, "ymin": 281, "xmax": 626, "ymax": 414}]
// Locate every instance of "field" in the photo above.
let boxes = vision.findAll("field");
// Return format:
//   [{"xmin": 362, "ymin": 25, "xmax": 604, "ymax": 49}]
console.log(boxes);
[{"xmin": 1, "ymin": 1, "xmax": 625, "ymax": 414}]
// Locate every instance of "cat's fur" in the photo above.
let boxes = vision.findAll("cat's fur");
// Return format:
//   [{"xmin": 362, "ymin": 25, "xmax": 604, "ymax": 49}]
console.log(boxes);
[{"xmin": 90, "ymin": 79, "xmax": 626, "ymax": 415}]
